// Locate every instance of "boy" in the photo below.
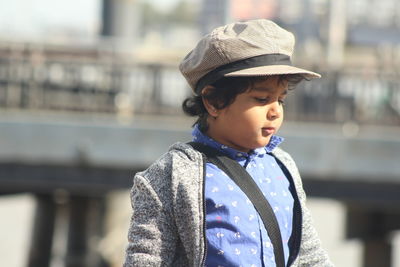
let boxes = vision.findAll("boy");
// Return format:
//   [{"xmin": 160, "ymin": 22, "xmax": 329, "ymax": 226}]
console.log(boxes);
[{"xmin": 124, "ymin": 19, "xmax": 333, "ymax": 267}]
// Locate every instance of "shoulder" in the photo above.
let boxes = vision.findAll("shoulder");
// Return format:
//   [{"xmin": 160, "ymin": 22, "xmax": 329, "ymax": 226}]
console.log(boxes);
[
  {"xmin": 272, "ymin": 147, "xmax": 305, "ymax": 192},
  {"xmin": 168, "ymin": 142, "xmax": 204, "ymax": 164},
  {"xmin": 136, "ymin": 142, "xmax": 204, "ymax": 185},
  {"xmin": 272, "ymin": 147, "xmax": 299, "ymax": 173}
]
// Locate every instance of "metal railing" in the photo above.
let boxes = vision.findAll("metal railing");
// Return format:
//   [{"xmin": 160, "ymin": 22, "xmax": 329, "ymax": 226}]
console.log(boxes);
[{"xmin": 1, "ymin": 41, "xmax": 399, "ymax": 126}]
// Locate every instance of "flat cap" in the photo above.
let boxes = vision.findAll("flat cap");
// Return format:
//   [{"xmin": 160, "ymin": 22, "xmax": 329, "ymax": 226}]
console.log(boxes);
[{"xmin": 179, "ymin": 19, "xmax": 320, "ymax": 94}]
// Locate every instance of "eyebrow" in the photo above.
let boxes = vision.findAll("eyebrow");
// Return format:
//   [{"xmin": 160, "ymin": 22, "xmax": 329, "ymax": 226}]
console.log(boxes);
[
  {"xmin": 252, "ymin": 87, "xmax": 288, "ymax": 95},
  {"xmin": 252, "ymin": 86, "xmax": 274, "ymax": 92}
]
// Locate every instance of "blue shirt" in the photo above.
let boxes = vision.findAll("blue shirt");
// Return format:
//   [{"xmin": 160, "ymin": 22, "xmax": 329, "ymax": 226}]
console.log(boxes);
[{"xmin": 192, "ymin": 125, "xmax": 294, "ymax": 267}]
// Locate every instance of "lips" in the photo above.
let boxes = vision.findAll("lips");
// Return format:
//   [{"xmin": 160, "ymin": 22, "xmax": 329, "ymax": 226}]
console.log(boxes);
[{"xmin": 262, "ymin": 127, "xmax": 275, "ymax": 135}]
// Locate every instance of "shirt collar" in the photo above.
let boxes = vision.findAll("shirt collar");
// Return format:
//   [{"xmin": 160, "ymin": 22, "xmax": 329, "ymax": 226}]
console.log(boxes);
[{"xmin": 191, "ymin": 124, "xmax": 284, "ymax": 160}]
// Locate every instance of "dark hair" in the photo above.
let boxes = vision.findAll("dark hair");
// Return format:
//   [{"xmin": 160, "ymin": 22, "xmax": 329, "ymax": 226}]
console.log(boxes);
[{"xmin": 182, "ymin": 74, "xmax": 306, "ymax": 132}]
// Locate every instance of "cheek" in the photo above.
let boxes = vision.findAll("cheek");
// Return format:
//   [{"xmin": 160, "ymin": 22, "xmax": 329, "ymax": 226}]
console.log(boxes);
[
  {"xmin": 238, "ymin": 111, "xmax": 267, "ymax": 133},
  {"xmin": 276, "ymin": 113, "xmax": 284, "ymax": 130},
  {"xmin": 239, "ymin": 110, "xmax": 262, "ymax": 124}
]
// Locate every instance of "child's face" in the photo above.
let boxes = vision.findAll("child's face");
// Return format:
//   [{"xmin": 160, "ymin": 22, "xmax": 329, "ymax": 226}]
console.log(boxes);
[{"xmin": 207, "ymin": 76, "xmax": 288, "ymax": 152}]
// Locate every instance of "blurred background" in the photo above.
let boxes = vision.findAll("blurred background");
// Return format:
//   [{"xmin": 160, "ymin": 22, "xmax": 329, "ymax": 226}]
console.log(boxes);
[{"xmin": 0, "ymin": 0, "xmax": 400, "ymax": 266}]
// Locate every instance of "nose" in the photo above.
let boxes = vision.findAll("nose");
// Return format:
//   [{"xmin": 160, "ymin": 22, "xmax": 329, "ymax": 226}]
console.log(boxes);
[{"xmin": 266, "ymin": 101, "xmax": 282, "ymax": 120}]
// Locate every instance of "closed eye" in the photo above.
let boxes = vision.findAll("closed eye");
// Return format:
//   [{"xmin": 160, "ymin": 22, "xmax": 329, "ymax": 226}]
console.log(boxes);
[
  {"xmin": 254, "ymin": 97, "xmax": 270, "ymax": 103},
  {"xmin": 254, "ymin": 97, "xmax": 285, "ymax": 105}
]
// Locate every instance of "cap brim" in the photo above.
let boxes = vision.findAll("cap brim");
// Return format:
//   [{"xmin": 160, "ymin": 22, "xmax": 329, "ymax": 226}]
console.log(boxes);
[{"xmin": 224, "ymin": 65, "xmax": 321, "ymax": 79}]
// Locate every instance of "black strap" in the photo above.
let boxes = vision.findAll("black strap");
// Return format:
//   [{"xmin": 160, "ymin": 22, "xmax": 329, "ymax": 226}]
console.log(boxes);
[{"xmin": 188, "ymin": 142, "xmax": 285, "ymax": 267}]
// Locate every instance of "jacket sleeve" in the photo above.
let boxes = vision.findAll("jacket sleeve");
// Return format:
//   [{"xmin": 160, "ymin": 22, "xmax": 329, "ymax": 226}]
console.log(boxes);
[
  {"xmin": 297, "ymin": 187, "xmax": 335, "ymax": 267},
  {"xmin": 123, "ymin": 173, "xmax": 178, "ymax": 267}
]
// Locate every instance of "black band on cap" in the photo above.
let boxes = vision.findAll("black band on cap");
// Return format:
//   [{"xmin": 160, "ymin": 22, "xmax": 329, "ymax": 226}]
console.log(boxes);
[{"xmin": 195, "ymin": 53, "xmax": 292, "ymax": 94}]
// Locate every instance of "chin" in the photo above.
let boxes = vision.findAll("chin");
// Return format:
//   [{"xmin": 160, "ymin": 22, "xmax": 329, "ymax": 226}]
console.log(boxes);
[
  {"xmin": 253, "ymin": 140, "xmax": 270, "ymax": 149},
  {"xmin": 260, "ymin": 137, "xmax": 272, "ymax": 146}
]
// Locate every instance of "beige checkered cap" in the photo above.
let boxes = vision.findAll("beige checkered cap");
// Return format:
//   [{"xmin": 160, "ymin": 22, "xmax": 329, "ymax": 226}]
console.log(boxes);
[{"xmin": 179, "ymin": 19, "xmax": 321, "ymax": 94}]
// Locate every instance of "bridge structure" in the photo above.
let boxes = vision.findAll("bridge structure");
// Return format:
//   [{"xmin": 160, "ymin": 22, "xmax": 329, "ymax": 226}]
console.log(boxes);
[{"xmin": 1, "ymin": 41, "xmax": 400, "ymax": 267}]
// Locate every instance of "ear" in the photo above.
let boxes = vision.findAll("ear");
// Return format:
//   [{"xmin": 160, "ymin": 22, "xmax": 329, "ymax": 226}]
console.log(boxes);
[{"xmin": 201, "ymin": 85, "xmax": 219, "ymax": 117}]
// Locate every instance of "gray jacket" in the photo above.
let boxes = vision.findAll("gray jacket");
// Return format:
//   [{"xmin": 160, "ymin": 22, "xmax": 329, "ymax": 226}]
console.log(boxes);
[{"xmin": 124, "ymin": 142, "xmax": 334, "ymax": 267}]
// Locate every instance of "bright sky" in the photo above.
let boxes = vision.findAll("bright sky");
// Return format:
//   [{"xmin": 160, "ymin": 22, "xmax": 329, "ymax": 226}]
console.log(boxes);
[
  {"xmin": 0, "ymin": 0, "xmax": 100, "ymax": 37},
  {"xmin": 0, "ymin": 0, "xmax": 182, "ymax": 38}
]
